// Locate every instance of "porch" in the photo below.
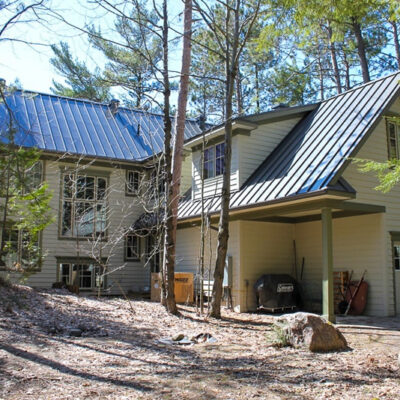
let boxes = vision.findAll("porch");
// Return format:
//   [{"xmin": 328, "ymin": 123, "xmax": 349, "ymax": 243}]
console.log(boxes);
[{"xmin": 230, "ymin": 198, "xmax": 387, "ymax": 322}]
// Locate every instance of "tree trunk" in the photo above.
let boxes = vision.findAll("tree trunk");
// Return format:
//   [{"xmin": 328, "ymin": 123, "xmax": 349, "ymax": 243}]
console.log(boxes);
[
  {"xmin": 161, "ymin": 0, "xmax": 177, "ymax": 315},
  {"xmin": 326, "ymin": 24, "xmax": 342, "ymax": 94},
  {"xmin": 236, "ymin": 67, "xmax": 242, "ymax": 115},
  {"xmin": 209, "ymin": 2, "xmax": 239, "ymax": 319},
  {"xmin": 254, "ymin": 63, "xmax": 260, "ymax": 113},
  {"xmin": 351, "ymin": 18, "xmax": 370, "ymax": 83},
  {"xmin": 164, "ymin": 0, "xmax": 192, "ymax": 315},
  {"xmin": 390, "ymin": 20, "xmax": 400, "ymax": 69}
]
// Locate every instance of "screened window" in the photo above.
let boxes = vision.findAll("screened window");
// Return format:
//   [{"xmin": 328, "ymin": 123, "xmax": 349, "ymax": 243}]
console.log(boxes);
[
  {"xmin": 126, "ymin": 170, "xmax": 141, "ymax": 195},
  {"xmin": 61, "ymin": 173, "xmax": 107, "ymax": 238},
  {"xmin": 203, "ymin": 143, "xmax": 225, "ymax": 179},
  {"xmin": 58, "ymin": 262, "xmax": 105, "ymax": 290},
  {"xmin": 125, "ymin": 234, "xmax": 141, "ymax": 260},
  {"xmin": 387, "ymin": 120, "xmax": 400, "ymax": 159}
]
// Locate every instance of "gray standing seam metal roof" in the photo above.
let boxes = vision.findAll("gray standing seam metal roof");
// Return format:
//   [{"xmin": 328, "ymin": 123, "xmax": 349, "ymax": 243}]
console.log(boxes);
[
  {"xmin": 0, "ymin": 91, "xmax": 202, "ymax": 162},
  {"xmin": 178, "ymin": 72, "xmax": 400, "ymax": 220}
]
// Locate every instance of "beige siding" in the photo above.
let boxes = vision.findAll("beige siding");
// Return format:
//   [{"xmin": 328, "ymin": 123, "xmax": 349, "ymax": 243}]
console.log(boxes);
[
  {"xmin": 237, "ymin": 118, "xmax": 302, "ymax": 187},
  {"xmin": 26, "ymin": 160, "xmax": 150, "ymax": 294},
  {"xmin": 192, "ymin": 136, "xmax": 240, "ymax": 200},
  {"xmin": 239, "ymin": 221, "xmax": 294, "ymax": 312},
  {"xmin": 294, "ymin": 214, "xmax": 386, "ymax": 316},
  {"xmin": 180, "ymin": 153, "xmax": 192, "ymax": 195},
  {"xmin": 175, "ymin": 221, "xmax": 241, "ymax": 307},
  {"xmin": 342, "ymin": 98, "xmax": 400, "ymax": 315}
]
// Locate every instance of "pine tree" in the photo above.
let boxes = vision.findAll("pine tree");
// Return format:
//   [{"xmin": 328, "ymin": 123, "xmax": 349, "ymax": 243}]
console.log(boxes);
[{"xmin": 50, "ymin": 42, "xmax": 111, "ymax": 102}]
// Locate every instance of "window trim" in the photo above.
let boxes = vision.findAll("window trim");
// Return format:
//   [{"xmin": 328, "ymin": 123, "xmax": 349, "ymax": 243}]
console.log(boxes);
[
  {"xmin": 125, "ymin": 170, "xmax": 142, "ymax": 196},
  {"xmin": 58, "ymin": 171, "xmax": 109, "ymax": 240},
  {"xmin": 56, "ymin": 257, "xmax": 107, "ymax": 291},
  {"xmin": 203, "ymin": 142, "xmax": 225, "ymax": 180},
  {"xmin": 125, "ymin": 233, "xmax": 141, "ymax": 261},
  {"xmin": 0, "ymin": 225, "xmax": 42, "ymax": 272},
  {"xmin": 386, "ymin": 118, "xmax": 400, "ymax": 160}
]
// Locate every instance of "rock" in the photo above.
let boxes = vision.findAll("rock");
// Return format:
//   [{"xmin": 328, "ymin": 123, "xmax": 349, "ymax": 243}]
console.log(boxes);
[
  {"xmin": 172, "ymin": 333, "xmax": 185, "ymax": 341},
  {"xmin": 277, "ymin": 312, "xmax": 347, "ymax": 352},
  {"xmin": 69, "ymin": 328, "xmax": 82, "ymax": 337}
]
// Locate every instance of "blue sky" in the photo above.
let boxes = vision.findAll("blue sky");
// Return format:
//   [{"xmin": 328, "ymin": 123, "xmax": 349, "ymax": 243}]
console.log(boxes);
[{"xmin": 0, "ymin": 0, "xmax": 184, "ymax": 96}]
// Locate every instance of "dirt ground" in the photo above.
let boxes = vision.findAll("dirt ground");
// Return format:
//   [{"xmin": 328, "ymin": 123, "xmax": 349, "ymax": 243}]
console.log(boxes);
[{"xmin": 0, "ymin": 284, "xmax": 399, "ymax": 400}]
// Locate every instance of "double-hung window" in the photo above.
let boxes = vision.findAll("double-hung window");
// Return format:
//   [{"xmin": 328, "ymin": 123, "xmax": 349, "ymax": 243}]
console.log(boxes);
[
  {"xmin": 125, "ymin": 233, "xmax": 141, "ymax": 261},
  {"xmin": 203, "ymin": 143, "xmax": 225, "ymax": 179},
  {"xmin": 387, "ymin": 119, "xmax": 400, "ymax": 159},
  {"xmin": 61, "ymin": 173, "xmax": 107, "ymax": 238},
  {"xmin": 126, "ymin": 170, "xmax": 141, "ymax": 195}
]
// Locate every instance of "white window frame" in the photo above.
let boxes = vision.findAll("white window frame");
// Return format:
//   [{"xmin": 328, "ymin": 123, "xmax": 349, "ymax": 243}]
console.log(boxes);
[{"xmin": 203, "ymin": 142, "xmax": 225, "ymax": 179}]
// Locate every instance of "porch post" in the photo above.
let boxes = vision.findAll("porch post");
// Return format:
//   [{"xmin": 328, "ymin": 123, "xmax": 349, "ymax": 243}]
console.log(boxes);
[{"xmin": 321, "ymin": 207, "xmax": 335, "ymax": 323}]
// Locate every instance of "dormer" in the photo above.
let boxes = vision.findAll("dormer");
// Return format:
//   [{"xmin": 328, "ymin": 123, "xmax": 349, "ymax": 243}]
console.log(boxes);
[{"xmin": 185, "ymin": 104, "xmax": 316, "ymax": 201}]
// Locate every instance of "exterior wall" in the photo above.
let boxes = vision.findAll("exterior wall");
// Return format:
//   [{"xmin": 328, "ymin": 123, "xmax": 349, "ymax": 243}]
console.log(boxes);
[
  {"xmin": 237, "ymin": 118, "xmax": 302, "ymax": 187},
  {"xmin": 191, "ymin": 136, "xmax": 240, "ymax": 200},
  {"xmin": 294, "ymin": 214, "xmax": 386, "ymax": 316},
  {"xmin": 190, "ymin": 118, "xmax": 302, "ymax": 200},
  {"xmin": 175, "ymin": 221, "xmax": 241, "ymax": 307},
  {"xmin": 239, "ymin": 221, "xmax": 294, "ymax": 312},
  {"xmin": 26, "ymin": 159, "xmax": 150, "ymax": 294},
  {"xmin": 342, "ymin": 98, "xmax": 400, "ymax": 315},
  {"xmin": 181, "ymin": 153, "xmax": 193, "ymax": 196}
]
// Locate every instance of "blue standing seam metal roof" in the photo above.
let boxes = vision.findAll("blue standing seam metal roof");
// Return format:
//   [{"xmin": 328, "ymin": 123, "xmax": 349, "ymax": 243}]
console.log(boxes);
[
  {"xmin": 178, "ymin": 71, "xmax": 400, "ymax": 220},
  {"xmin": 0, "ymin": 91, "xmax": 202, "ymax": 162}
]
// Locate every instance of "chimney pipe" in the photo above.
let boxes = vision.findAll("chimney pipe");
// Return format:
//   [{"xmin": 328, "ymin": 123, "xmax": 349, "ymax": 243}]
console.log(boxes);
[{"xmin": 109, "ymin": 98, "xmax": 120, "ymax": 115}]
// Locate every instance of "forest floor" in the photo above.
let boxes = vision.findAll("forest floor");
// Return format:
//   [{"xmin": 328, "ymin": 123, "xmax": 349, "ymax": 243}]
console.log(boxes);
[{"xmin": 0, "ymin": 284, "xmax": 399, "ymax": 400}]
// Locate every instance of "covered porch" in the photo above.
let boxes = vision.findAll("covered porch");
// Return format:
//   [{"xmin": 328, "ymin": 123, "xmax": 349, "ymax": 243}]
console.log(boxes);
[{"xmin": 230, "ymin": 198, "xmax": 386, "ymax": 322}]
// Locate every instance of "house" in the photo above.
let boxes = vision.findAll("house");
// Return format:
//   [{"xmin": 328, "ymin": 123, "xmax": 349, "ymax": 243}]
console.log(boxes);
[
  {"xmin": 1, "ymin": 72, "xmax": 400, "ymax": 321},
  {"xmin": 175, "ymin": 71, "xmax": 400, "ymax": 320},
  {"xmin": 0, "ymin": 91, "xmax": 201, "ymax": 295}
]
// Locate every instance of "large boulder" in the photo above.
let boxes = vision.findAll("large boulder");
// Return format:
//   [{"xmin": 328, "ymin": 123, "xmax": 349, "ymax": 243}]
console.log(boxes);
[{"xmin": 276, "ymin": 312, "xmax": 347, "ymax": 352}]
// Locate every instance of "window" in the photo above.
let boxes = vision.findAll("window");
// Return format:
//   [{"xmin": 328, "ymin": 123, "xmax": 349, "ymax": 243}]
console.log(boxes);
[
  {"xmin": 145, "ymin": 235, "xmax": 161, "ymax": 272},
  {"xmin": 0, "ymin": 227, "xmax": 39, "ymax": 270},
  {"xmin": 61, "ymin": 173, "xmax": 107, "ymax": 238},
  {"xmin": 126, "ymin": 170, "xmax": 141, "ymax": 195},
  {"xmin": 394, "ymin": 243, "xmax": 400, "ymax": 270},
  {"xmin": 203, "ymin": 143, "xmax": 225, "ymax": 179},
  {"xmin": 0, "ymin": 160, "xmax": 42, "ymax": 197},
  {"xmin": 387, "ymin": 119, "xmax": 400, "ymax": 159},
  {"xmin": 58, "ymin": 262, "xmax": 105, "ymax": 290},
  {"xmin": 125, "ymin": 234, "xmax": 141, "ymax": 261}
]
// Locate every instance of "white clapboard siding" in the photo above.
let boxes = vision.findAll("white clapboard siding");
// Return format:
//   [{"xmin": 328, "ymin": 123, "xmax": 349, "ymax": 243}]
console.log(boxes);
[
  {"xmin": 180, "ymin": 153, "xmax": 192, "ymax": 195},
  {"xmin": 26, "ymin": 160, "xmax": 150, "ymax": 294}
]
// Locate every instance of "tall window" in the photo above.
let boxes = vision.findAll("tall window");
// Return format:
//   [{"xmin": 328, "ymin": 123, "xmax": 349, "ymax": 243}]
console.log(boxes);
[
  {"xmin": 203, "ymin": 143, "xmax": 225, "ymax": 179},
  {"xmin": 125, "ymin": 234, "xmax": 140, "ymax": 261},
  {"xmin": 126, "ymin": 170, "xmax": 141, "ymax": 195},
  {"xmin": 387, "ymin": 119, "xmax": 400, "ymax": 159},
  {"xmin": 58, "ymin": 262, "xmax": 105, "ymax": 290},
  {"xmin": 61, "ymin": 173, "xmax": 107, "ymax": 238}
]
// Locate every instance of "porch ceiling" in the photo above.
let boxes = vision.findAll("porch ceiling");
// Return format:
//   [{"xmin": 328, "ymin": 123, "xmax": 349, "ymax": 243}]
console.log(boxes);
[{"xmin": 236, "ymin": 199, "xmax": 385, "ymax": 224}]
